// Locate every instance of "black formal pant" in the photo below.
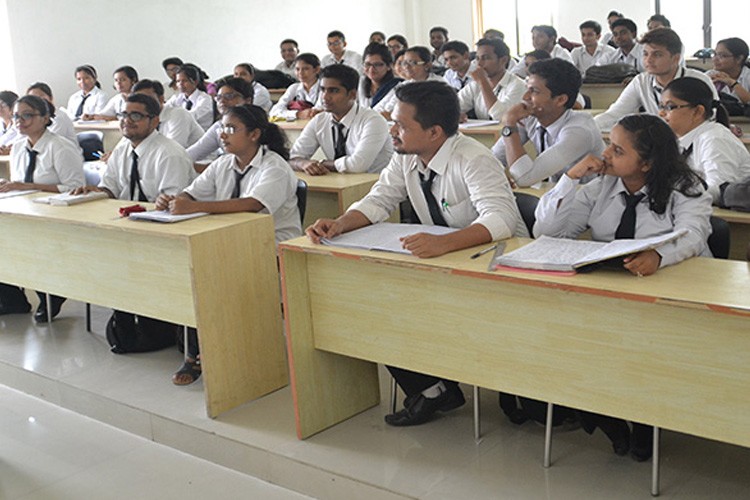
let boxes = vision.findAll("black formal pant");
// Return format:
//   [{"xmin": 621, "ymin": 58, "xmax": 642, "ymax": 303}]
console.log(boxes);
[{"xmin": 386, "ymin": 366, "xmax": 459, "ymax": 397}]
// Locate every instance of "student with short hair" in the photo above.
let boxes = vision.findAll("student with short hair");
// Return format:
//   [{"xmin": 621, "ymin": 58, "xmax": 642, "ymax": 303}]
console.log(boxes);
[
  {"xmin": 0, "ymin": 91, "xmax": 19, "ymax": 150},
  {"xmin": 26, "ymin": 83, "xmax": 77, "ymax": 145},
  {"xmin": 483, "ymin": 28, "xmax": 505, "ymax": 40},
  {"xmin": 646, "ymin": 14, "xmax": 671, "ymax": 31},
  {"xmin": 275, "ymin": 39, "xmax": 299, "ymax": 79},
  {"xmin": 321, "ymin": 30, "xmax": 363, "ymax": 74},
  {"xmin": 369, "ymin": 31, "xmax": 386, "ymax": 45},
  {"xmin": 290, "ymin": 64, "xmax": 392, "ymax": 175},
  {"xmin": 599, "ymin": 18, "xmax": 644, "ymax": 72},
  {"xmin": 165, "ymin": 65, "xmax": 214, "ymax": 131},
  {"xmin": 162, "ymin": 57, "xmax": 183, "ymax": 95},
  {"xmin": 659, "ymin": 77, "xmax": 750, "ymax": 204},
  {"xmin": 359, "ymin": 42, "xmax": 402, "ymax": 112},
  {"xmin": 86, "ymin": 66, "xmax": 139, "ymax": 121},
  {"xmin": 233, "ymin": 63, "xmax": 272, "ymax": 111},
  {"xmin": 708, "ymin": 37, "xmax": 750, "ymax": 104},
  {"xmin": 441, "ymin": 40, "xmax": 475, "ymax": 90},
  {"xmin": 66, "ymin": 65, "xmax": 109, "ymax": 120},
  {"xmin": 429, "ymin": 26, "xmax": 449, "ymax": 69},
  {"xmin": 306, "ymin": 81, "xmax": 527, "ymax": 427},
  {"xmin": 595, "ymin": 28, "xmax": 717, "ymax": 131},
  {"xmin": 494, "ymin": 59, "xmax": 605, "ymax": 187},
  {"xmin": 269, "ymin": 53, "xmax": 323, "ymax": 121},
  {"xmin": 132, "ymin": 79, "xmax": 204, "ymax": 149},
  {"xmin": 458, "ymin": 38, "xmax": 525, "ymax": 121},
  {"xmin": 601, "ymin": 11, "xmax": 624, "ymax": 47},
  {"xmin": 386, "ymin": 34, "xmax": 408, "ymax": 58},
  {"xmin": 531, "ymin": 25, "xmax": 574, "ymax": 63},
  {"xmin": 570, "ymin": 20, "xmax": 616, "ymax": 76}
]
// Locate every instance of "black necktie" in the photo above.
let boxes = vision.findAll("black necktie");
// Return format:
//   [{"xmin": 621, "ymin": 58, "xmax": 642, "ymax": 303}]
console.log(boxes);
[
  {"xmin": 682, "ymin": 144, "xmax": 693, "ymax": 160},
  {"xmin": 25, "ymin": 148, "xmax": 38, "ymax": 183},
  {"xmin": 537, "ymin": 126, "xmax": 547, "ymax": 154},
  {"xmin": 75, "ymin": 93, "xmax": 91, "ymax": 119},
  {"xmin": 614, "ymin": 192, "xmax": 645, "ymax": 239},
  {"xmin": 184, "ymin": 98, "xmax": 193, "ymax": 111},
  {"xmin": 459, "ymin": 77, "xmax": 468, "ymax": 89},
  {"xmin": 332, "ymin": 122, "xmax": 347, "ymax": 160},
  {"xmin": 419, "ymin": 169, "xmax": 448, "ymax": 227},
  {"xmin": 129, "ymin": 151, "xmax": 147, "ymax": 202},
  {"xmin": 231, "ymin": 167, "xmax": 253, "ymax": 199}
]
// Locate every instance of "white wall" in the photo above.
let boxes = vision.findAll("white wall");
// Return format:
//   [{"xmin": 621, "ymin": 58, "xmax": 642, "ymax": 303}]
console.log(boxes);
[
  {"xmin": 405, "ymin": 0, "xmax": 474, "ymax": 47},
  {"xmin": 0, "ymin": 0, "xmax": 16, "ymax": 90},
  {"xmin": 556, "ymin": 1, "xmax": 652, "ymax": 45}
]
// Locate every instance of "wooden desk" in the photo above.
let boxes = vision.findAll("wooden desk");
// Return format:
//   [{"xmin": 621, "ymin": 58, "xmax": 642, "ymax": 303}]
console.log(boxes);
[
  {"xmin": 581, "ymin": 83, "xmax": 626, "ymax": 109},
  {"xmin": 269, "ymin": 88, "xmax": 286, "ymax": 103},
  {"xmin": 713, "ymin": 207, "xmax": 750, "ymax": 260},
  {"xmin": 0, "ymin": 154, "xmax": 9, "ymax": 179},
  {"xmin": 0, "ymin": 195, "xmax": 287, "ymax": 417},
  {"xmin": 459, "ymin": 123, "xmax": 501, "ymax": 149},
  {"xmin": 280, "ymin": 237, "xmax": 750, "ymax": 441},
  {"xmin": 74, "ymin": 120, "xmax": 123, "ymax": 151}
]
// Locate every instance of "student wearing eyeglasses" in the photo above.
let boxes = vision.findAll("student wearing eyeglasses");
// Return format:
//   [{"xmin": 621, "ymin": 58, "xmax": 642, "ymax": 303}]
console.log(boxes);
[
  {"xmin": 358, "ymin": 43, "xmax": 402, "ymax": 113},
  {"xmin": 380, "ymin": 46, "xmax": 447, "ymax": 118},
  {"xmin": 131, "ymin": 79, "xmax": 204, "ymax": 149},
  {"xmin": 26, "ymin": 83, "xmax": 78, "ymax": 146},
  {"xmin": 707, "ymin": 37, "xmax": 750, "ymax": 105},
  {"xmin": 321, "ymin": 30, "xmax": 363, "ymax": 74}
]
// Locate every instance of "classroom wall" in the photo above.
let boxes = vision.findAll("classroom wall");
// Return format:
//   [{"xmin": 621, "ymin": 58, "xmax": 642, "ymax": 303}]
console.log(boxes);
[
  {"xmin": 556, "ymin": 1, "xmax": 652, "ymax": 44},
  {"xmin": 0, "ymin": 0, "xmax": 16, "ymax": 90}
]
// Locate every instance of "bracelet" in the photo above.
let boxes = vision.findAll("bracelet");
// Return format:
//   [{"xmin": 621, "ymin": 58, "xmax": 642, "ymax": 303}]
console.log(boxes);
[{"xmin": 730, "ymin": 80, "xmax": 739, "ymax": 89}]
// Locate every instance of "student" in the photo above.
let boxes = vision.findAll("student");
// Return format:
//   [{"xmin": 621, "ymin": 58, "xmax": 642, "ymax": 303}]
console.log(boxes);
[
  {"xmin": 534, "ymin": 114, "xmax": 712, "ymax": 460},
  {"xmin": 509, "ymin": 26, "xmax": 573, "ymax": 79},
  {"xmin": 380, "ymin": 46, "xmax": 447, "ymax": 117},
  {"xmin": 85, "ymin": 66, "xmax": 139, "ymax": 121},
  {"xmin": 275, "ymin": 39, "xmax": 299, "ymax": 79},
  {"xmin": 155, "ymin": 104, "xmax": 301, "ymax": 385},
  {"xmin": 290, "ymin": 64, "xmax": 392, "ymax": 175},
  {"xmin": 601, "ymin": 11, "xmax": 624, "ymax": 47},
  {"xmin": 570, "ymin": 20, "xmax": 616, "ymax": 76},
  {"xmin": 321, "ymin": 30, "xmax": 363, "ymax": 74},
  {"xmin": 429, "ymin": 26, "xmax": 449, "ymax": 69},
  {"xmin": 646, "ymin": 14, "xmax": 671, "ymax": 31},
  {"xmin": 165, "ymin": 65, "xmax": 215, "ymax": 131},
  {"xmin": 358, "ymin": 42, "xmax": 402, "ymax": 112},
  {"xmin": 708, "ymin": 37, "xmax": 750, "ymax": 104},
  {"xmin": 187, "ymin": 77, "xmax": 254, "ymax": 164},
  {"xmin": 392, "ymin": 49, "xmax": 409, "ymax": 80},
  {"xmin": 659, "ymin": 77, "xmax": 750, "ymax": 204},
  {"xmin": 369, "ymin": 31, "xmax": 386, "ymax": 45},
  {"xmin": 0, "ymin": 95, "xmax": 85, "ymax": 321},
  {"xmin": 493, "ymin": 59, "xmax": 605, "ymax": 187},
  {"xmin": 386, "ymin": 34, "xmax": 408, "ymax": 59},
  {"xmin": 441, "ymin": 41, "xmax": 475, "ymax": 90},
  {"xmin": 594, "ymin": 28, "xmax": 717, "ymax": 131},
  {"xmin": 599, "ymin": 18, "xmax": 644, "ymax": 72},
  {"xmin": 457, "ymin": 38, "xmax": 525, "ymax": 122},
  {"xmin": 162, "ymin": 57, "xmax": 184, "ymax": 95},
  {"xmin": 26, "ymin": 83, "xmax": 77, "ymax": 145},
  {"xmin": 269, "ymin": 53, "xmax": 322, "ymax": 120},
  {"xmin": 132, "ymin": 79, "xmax": 204, "ymax": 149},
  {"xmin": 306, "ymin": 81, "xmax": 527, "ymax": 426},
  {"xmin": 66, "ymin": 65, "xmax": 109, "ymax": 120},
  {"xmin": 0, "ymin": 91, "xmax": 18, "ymax": 151},
  {"xmin": 233, "ymin": 63, "xmax": 272, "ymax": 112},
  {"xmin": 719, "ymin": 175, "xmax": 750, "ymax": 211},
  {"xmin": 483, "ymin": 28, "xmax": 505, "ymax": 40}
]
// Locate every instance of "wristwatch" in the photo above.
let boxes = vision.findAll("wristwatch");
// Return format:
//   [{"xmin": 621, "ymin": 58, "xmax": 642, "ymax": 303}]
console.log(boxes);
[{"xmin": 502, "ymin": 125, "xmax": 518, "ymax": 137}]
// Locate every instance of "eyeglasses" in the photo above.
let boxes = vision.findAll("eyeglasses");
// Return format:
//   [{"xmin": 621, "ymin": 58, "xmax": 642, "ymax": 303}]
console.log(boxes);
[
  {"xmin": 12, "ymin": 112, "xmax": 41, "ymax": 122},
  {"xmin": 399, "ymin": 60, "xmax": 427, "ymax": 67},
  {"xmin": 220, "ymin": 125, "xmax": 237, "ymax": 135},
  {"xmin": 363, "ymin": 62, "xmax": 387, "ymax": 69},
  {"xmin": 327, "ymin": 40, "xmax": 343, "ymax": 47},
  {"xmin": 657, "ymin": 103, "xmax": 695, "ymax": 112},
  {"xmin": 215, "ymin": 92, "xmax": 240, "ymax": 102},
  {"xmin": 116, "ymin": 111, "xmax": 153, "ymax": 122},
  {"xmin": 713, "ymin": 52, "xmax": 735, "ymax": 60}
]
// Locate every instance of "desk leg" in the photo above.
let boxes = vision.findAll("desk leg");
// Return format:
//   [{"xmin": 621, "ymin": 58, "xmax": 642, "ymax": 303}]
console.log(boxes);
[
  {"xmin": 728, "ymin": 222, "xmax": 750, "ymax": 261},
  {"xmin": 280, "ymin": 249, "xmax": 380, "ymax": 439},
  {"xmin": 338, "ymin": 185, "xmax": 400, "ymax": 224}
]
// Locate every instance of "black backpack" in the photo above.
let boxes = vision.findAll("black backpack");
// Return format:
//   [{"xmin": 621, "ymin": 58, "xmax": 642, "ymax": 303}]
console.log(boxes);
[
  {"xmin": 583, "ymin": 63, "xmax": 639, "ymax": 84},
  {"xmin": 254, "ymin": 70, "xmax": 296, "ymax": 89},
  {"xmin": 105, "ymin": 310, "xmax": 180, "ymax": 354},
  {"xmin": 499, "ymin": 393, "xmax": 574, "ymax": 426}
]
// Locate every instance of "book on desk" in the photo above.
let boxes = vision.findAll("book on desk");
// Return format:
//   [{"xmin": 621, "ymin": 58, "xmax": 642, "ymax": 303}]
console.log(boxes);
[{"xmin": 33, "ymin": 191, "xmax": 109, "ymax": 206}]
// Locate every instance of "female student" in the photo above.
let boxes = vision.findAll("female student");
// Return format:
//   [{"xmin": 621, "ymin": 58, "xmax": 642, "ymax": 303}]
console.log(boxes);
[
  {"xmin": 0, "ymin": 95, "xmax": 84, "ymax": 321},
  {"xmin": 380, "ymin": 46, "xmax": 446, "ymax": 118},
  {"xmin": 708, "ymin": 37, "xmax": 750, "ymax": 104},
  {"xmin": 0, "ymin": 91, "xmax": 18, "ymax": 152},
  {"xmin": 358, "ymin": 43, "xmax": 402, "ymax": 113},
  {"xmin": 269, "ymin": 53, "xmax": 322, "ymax": 121},
  {"xmin": 84, "ymin": 66, "xmax": 139, "ymax": 121},
  {"xmin": 233, "ymin": 63, "xmax": 272, "ymax": 112},
  {"xmin": 66, "ymin": 65, "xmax": 108, "ymax": 120},
  {"xmin": 27, "ymin": 82, "xmax": 78, "ymax": 145},
  {"xmin": 660, "ymin": 77, "xmax": 750, "ymax": 204},
  {"xmin": 534, "ymin": 114, "xmax": 712, "ymax": 461},
  {"xmin": 164, "ymin": 64, "xmax": 215, "ymax": 131},
  {"xmin": 156, "ymin": 104, "xmax": 301, "ymax": 385}
]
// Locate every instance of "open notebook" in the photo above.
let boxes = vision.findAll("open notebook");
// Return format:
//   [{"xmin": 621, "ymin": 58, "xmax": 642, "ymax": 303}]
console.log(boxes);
[
  {"xmin": 128, "ymin": 210, "xmax": 209, "ymax": 223},
  {"xmin": 321, "ymin": 223, "xmax": 457, "ymax": 254},
  {"xmin": 33, "ymin": 191, "xmax": 108, "ymax": 206}
]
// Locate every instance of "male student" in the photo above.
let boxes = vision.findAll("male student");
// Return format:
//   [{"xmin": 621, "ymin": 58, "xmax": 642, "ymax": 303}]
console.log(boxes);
[
  {"xmin": 493, "ymin": 59, "xmax": 605, "ymax": 187},
  {"xmin": 75, "ymin": 94, "xmax": 193, "ymax": 200},
  {"xmin": 601, "ymin": 11, "xmax": 623, "ymax": 47},
  {"xmin": 275, "ymin": 39, "xmax": 299, "ymax": 79},
  {"xmin": 132, "ymin": 79, "xmax": 203, "ymax": 149},
  {"xmin": 441, "ymin": 41, "xmax": 475, "ymax": 90},
  {"xmin": 429, "ymin": 26, "xmax": 449, "ymax": 69},
  {"xmin": 458, "ymin": 38, "xmax": 526, "ymax": 121},
  {"xmin": 570, "ymin": 20, "xmax": 616, "ymax": 76},
  {"xmin": 289, "ymin": 64, "xmax": 391, "ymax": 175},
  {"xmin": 306, "ymin": 81, "xmax": 527, "ymax": 426},
  {"xmin": 510, "ymin": 25, "xmax": 572, "ymax": 79},
  {"xmin": 599, "ymin": 18, "xmax": 644, "ymax": 72},
  {"xmin": 321, "ymin": 30, "xmax": 363, "ymax": 74},
  {"xmin": 595, "ymin": 28, "xmax": 717, "ymax": 131},
  {"xmin": 647, "ymin": 14, "xmax": 671, "ymax": 31}
]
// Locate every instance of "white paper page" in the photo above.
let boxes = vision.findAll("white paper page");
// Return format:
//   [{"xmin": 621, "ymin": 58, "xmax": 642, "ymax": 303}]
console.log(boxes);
[
  {"xmin": 322, "ymin": 223, "xmax": 457, "ymax": 254},
  {"xmin": 129, "ymin": 210, "xmax": 209, "ymax": 223},
  {"xmin": 459, "ymin": 119, "xmax": 500, "ymax": 129},
  {"xmin": 496, "ymin": 236, "xmax": 606, "ymax": 271},
  {"xmin": 0, "ymin": 190, "xmax": 38, "ymax": 199}
]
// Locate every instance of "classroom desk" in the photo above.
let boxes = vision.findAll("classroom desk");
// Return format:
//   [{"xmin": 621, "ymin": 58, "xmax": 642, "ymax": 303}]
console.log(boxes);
[
  {"xmin": 581, "ymin": 83, "xmax": 626, "ymax": 109},
  {"xmin": 0, "ymin": 194, "xmax": 287, "ymax": 418},
  {"xmin": 74, "ymin": 120, "xmax": 123, "ymax": 151},
  {"xmin": 280, "ymin": 237, "xmax": 750, "ymax": 440},
  {"xmin": 0, "ymin": 154, "xmax": 9, "ymax": 179},
  {"xmin": 713, "ymin": 207, "xmax": 750, "ymax": 260},
  {"xmin": 459, "ymin": 122, "xmax": 502, "ymax": 149},
  {"xmin": 269, "ymin": 88, "xmax": 286, "ymax": 103}
]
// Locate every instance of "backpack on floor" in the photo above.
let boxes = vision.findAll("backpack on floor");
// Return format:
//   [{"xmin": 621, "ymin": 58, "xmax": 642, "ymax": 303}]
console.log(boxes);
[{"xmin": 105, "ymin": 310, "xmax": 179, "ymax": 354}]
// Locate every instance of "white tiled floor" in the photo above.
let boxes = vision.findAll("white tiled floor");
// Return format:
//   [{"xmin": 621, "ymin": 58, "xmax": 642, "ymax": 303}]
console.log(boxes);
[{"xmin": 1, "ymin": 299, "xmax": 750, "ymax": 499}]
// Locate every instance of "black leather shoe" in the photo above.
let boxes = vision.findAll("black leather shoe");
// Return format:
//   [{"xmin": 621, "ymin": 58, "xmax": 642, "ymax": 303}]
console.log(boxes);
[
  {"xmin": 630, "ymin": 423, "xmax": 653, "ymax": 462},
  {"xmin": 385, "ymin": 387, "xmax": 465, "ymax": 426},
  {"xmin": 34, "ymin": 296, "xmax": 66, "ymax": 323}
]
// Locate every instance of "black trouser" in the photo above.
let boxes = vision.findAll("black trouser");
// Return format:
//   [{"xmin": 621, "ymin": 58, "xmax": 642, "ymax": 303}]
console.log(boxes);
[
  {"xmin": 386, "ymin": 366, "xmax": 459, "ymax": 397},
  {"xmin": 0, "ymin": 283, "xmax": 30, "ymax": 309}
]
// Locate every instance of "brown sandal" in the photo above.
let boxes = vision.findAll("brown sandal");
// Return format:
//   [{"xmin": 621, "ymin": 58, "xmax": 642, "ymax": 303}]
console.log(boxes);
[{"xmin": 172, "ymin": 358, "xmax": 201, "ymax": 386}]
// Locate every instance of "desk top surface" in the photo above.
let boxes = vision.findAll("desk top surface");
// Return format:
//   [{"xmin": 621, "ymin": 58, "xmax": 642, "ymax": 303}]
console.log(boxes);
[
  {"xmin": 73, "ymin": 120, "xmax": 122, "ymax": 131},
  {"xmin": 281, "ymin": 236, "xmax": 750, "ymax": 314},
  {"xmin": 295, "ymin": 171, "xmax": 380, "ymax": 190}
]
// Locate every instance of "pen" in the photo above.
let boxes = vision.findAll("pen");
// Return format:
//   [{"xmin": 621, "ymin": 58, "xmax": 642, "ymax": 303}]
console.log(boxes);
[
  {"xmin": 92, "ymin": 151, "xmax": 103, "ymax": 159},
  {"xmin": 470, "ymin": 244, "xmax": 498, "ymax": 259},
  {"xmin": 441, "ymin": 198, "xmax": 450, "ymax": 211}
]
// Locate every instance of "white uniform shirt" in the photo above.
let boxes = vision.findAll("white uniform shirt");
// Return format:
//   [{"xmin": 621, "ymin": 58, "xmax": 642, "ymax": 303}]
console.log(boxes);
[
  {"xmin": 10, "ymin": 129, "xmax": 84, "ymax": 192},
  {"xmin": 550, "ymin": 45, "xmax": 574, "ymax": 63},
  {"xmin": 534, "ymin": 174, "xmax": 713, "ymax": 267},
  {"xmin": 380, "ymin": 74, "xmax": 448, "ymax": 113},
  {"xmin": 98, "ymin": 93, "xmax": 127, "ymax": 118},
  {"xmin": 49, "ymin": 108, "xmax": 78, "ymax": 145},
  {"xmin": 457, "ymin": 71, "xmax": 526, "ymax": 121},
  {"xmin": 571, "ymin": 43, "xmax": 617, "ymax": 75},
  {"xmin": 275, "ymin": 61, "xmax": 297, "ymax": 79},
  {"xmin": 186, "ymin": 121, "xmax": 223, "ymax": 162},
  {"xmin": 349, "ymin": 134, "xmax": 528, "ymax": 239},
  {"xmin": 1, "ymin": 121, "xmax": 18, "ymax": 147},
  {"xmin": 183, "ymin": 148, "xmax": 301, "ymax": 243},
  {"xmin": 713, "ymin": 65, "xmax": 750, "ymax": 101},
  {"xmin": 269, "ymin": 81, "xmax": 323, "ymax": 120},
  {"xmin": 493, "ymin": 109, "xmax": 606, "ymax": 187},
  {"xmin": 599, "ymin": 44, "xmax": 645, "ymax": 72},
  {"xmin": 66, "ymin": 87, "xmax": 108, "ymax": 119},
  {"xmin": 679, "ymin": 120, "xmax": 750, "ymax": 203},
  {"xmin": 165, "ymin": 89, "xmax": 214, "ymax": 131},
  {"xmin": 321, "ymin": 50, "xmax": 364, "ymax": 74},
  {"xmin": 290, "ymin": 103, "xmax": 392, "ymax": 173},
  {"xmin": 444, "ymin": 60, "xmax": 477, "ymax": 90},
  {"xmin": 159, "ymin": 106, "xmax": 204, "ymax": 149},
  {"xmin": 252, "ymin": 82, "xmax": 273, "ymax": 112},
  {"xmin": 594, "ymin": 68, "xmax": 718, "ymax": 131},
  {"xmin": 99, "ymin": 130, "xmax": 192, "ymax": 201},
  {"xmin": 357, "ymin": 77, "xmax": 401, "ymax": 111}
]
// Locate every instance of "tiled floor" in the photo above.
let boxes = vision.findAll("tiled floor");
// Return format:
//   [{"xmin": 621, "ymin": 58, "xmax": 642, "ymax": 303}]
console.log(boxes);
[{"xmin": 1, "ymin": 299, "xmax": 749, "ymax": 499}]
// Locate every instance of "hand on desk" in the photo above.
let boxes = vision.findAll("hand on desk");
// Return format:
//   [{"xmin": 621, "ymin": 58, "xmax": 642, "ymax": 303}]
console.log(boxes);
[
  {"xmin": 306, "ymin": 218, "xmax": 346, "ymax": 243},
  {"xmin": 0, "ymin": 180, "xmax": 25, "ymax": 192},
  {"xmin": 167, "ymin": 196, "xmax": 198, "ymax": 215},
  {"xmin": 70, "ymin": 185, "xmax": 105, "ymax": 195},
  {"xmin": 155, "ymin": 193, "xmax": 174, "ymax": 211},
  {"xmin": 300, "ymin": 160, "xmax": 329, "ymax": 176},
  {"xmin": 400, "ymin": 232, "xmax": 450, "ymax": 258},
  {"xmin": 623, "ymin": 250, "xmax": 661, "ymax": 277},
  {"xmin": 0, "ymin": 144, "xmax": 11, "ymax": 155}
]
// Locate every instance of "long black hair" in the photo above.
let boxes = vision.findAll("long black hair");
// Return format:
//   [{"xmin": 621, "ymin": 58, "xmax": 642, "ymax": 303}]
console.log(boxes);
[
  {"xmin": 664, "ymin": 77, "xmax": 730, "ymax": 128},
  {"xmin": 225, "ymin": 105, "xmax": 290, "ymax": 160},
  {"xmin": 617, "ymin": 114, "xmax": 705, "ymax": 214}
]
